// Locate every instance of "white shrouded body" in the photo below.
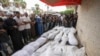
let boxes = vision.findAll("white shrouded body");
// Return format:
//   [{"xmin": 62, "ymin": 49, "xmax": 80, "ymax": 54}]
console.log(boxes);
[
  {"xmin": 68, "ymin": 32, "xmax": 78, "ymax": 46},
  {"xmin": 12, "ymin": 50, "xmax": 30, "ymax": 56},
  {"xmin": 35, "ymin": 37, "xmax": 47, "ymax": 46},
  {"xmin": 12, "ymin": 26, "xmax": 85, "ymax": 56},
  {"xmin": 70, "ymin": 27, "xmax": 76, "ymax": 34},
  {"xmin": 60, "ymin": 33, "xmax": 68, "ymax": 45},
  {"xmin": 48, "ymin": 31, "xmax": 59, "ymax": 39},
  {"xmin": 22, "ymin": 45, "xmax": 36, "ymax": 55},
  {"xmin": 54, "ymin": 31, "xmax": 63, "ymax": 44}
]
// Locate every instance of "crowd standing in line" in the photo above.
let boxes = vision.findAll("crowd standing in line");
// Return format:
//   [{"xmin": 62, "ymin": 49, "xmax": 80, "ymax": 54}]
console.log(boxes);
[{"xmin": 0, "ymin": 10, "xmax": 78, "ymax": 56}]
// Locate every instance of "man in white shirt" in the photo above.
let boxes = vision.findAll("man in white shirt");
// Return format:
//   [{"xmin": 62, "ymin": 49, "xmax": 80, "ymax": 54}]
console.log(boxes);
[
  {"xmin": 60, "ymin": 14, "xmax": 65, "ymax": 26},
  {"xmin": 14, "ymin": 12, "xmax": 27, "ymax": 44},
  {"xmin": 23, "ymin": 13, "xmax": 31, "ymax": 41},
  {"xmin": 5, "ymin": 12, "xmax": 24, "ymax": 51}
]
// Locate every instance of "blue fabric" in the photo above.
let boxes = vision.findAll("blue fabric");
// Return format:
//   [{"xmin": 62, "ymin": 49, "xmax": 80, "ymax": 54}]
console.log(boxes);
[{"xmin": 36, "ymin": 17, "xmax": 44, "ymax": 35}]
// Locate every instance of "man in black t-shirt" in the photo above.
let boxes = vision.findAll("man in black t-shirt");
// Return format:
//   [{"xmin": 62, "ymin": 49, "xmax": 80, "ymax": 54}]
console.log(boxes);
[{"xmin": 4, "ymin": 13, "xmax": 24, "ymax": 52}]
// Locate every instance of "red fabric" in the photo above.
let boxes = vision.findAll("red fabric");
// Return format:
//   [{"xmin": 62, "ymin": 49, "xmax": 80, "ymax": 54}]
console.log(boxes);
[{"xmin": 40, "ymin": 0, "xmax": 82, "ymax": 6}]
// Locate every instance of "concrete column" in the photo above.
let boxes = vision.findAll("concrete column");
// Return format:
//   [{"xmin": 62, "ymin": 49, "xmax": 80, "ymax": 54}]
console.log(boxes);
[{"xmin": 77, "ymin": 0, "xmax": 100, "ymax": 56}]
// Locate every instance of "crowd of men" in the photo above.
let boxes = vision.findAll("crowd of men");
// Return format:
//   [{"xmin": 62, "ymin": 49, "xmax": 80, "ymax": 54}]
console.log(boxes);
[{"xmin": 0, "ymin": 11, "xmax": 78, "ymax": 56}]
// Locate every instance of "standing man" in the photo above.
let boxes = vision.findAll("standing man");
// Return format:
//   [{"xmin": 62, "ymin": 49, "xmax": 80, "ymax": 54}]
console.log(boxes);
[
  {"xmin": 5, "ymin": 12, "xmax": 24, "ymax": 52},
  {"xmin": 23, "ymin": 13, "xmax": 31, "ymax": 41},
  {"xmin": 35, "ymin": 15, "xmax": 44, "ymax": 36},
  {"xmin": 14, "ymin": 12, "xmax": 28, "ymax": 44},
  {"xmin": 42, "ymin": 14, "xmax": 47, "ymax": 32},
  {"xmin": 30, "ymin": 14, "xmax": 36, "ymax": 38},
  {"xmin": 73, "ymin": 12, "xmax": 78, "ymax": 28}
]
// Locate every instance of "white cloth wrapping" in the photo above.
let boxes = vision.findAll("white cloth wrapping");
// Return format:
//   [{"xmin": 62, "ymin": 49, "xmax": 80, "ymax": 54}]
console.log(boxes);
[
  {"xmin": 47, "ymin": 31, "xmax": 59, "ymax": 40},
  {"xmin": 70, "ymin": 27, "xmax": 76, "ymax": 34},
  {"xmin": 54, "ymin": 31, "xmax": 63, "ymax": 44},
  {"xmin": 60, "ymin": 33, "xmax": 68, "ymax": 45},
  {"xmin": 53, "ymin": 44, "xmax": 64, "ymax": 55},
  {"xmin": 22, "ymin": 45, "xmax": 37, "ymax": 55},
  {"xmin": 65, "ymin": 46, "xmax": 78, "ymax": 56},
  {"xmin": 39, "ymin": 46, "xmax": 54, "ymax": 56},
  {"xmin": 12, "ymin": 50, "xmax": 30, "ymax": 56},
  {"xmin": 52, "ymin": 26, "xmax": 59, "ymax": 30},
  {"xmin": 65, "ymin": 46, "xmax": 85, "ymax": 56},
  {"xmin": 12, "ymin": 26, "xmax": 85, "ymax": 56},
  {"xmin": 53, "ymin": 26, "xmax": 64, "ymax": 31},
  {"xmin": 68, "ymin": 32, "xmax": 78, "ymax": 46},
  {"xmin": 41, "ymin": 32, "xmax": 49, "ymax": 37},
  {"xmin": 35, "ymin": 37, "xmax": 47, "ymax": 46},
  {"xmin": 36, "ymin": 41, "xmax": 52, "ymax": 53},
  {"xmin": 23, "ymin": 40, "xmax": 47, "ymax": 55},
  {"xmin": 31, "ymin": 52, "xmax": 40, "ymax": 56},
  {"xmin": 31, "ymin": 41, "xmax": 54, "ymax": 56},
  {"xmin": 63, "ymin": 28, "xmax": 70, "ymax": 34},
  {"xmin": 41, "ymin": 29, "xmax": 56, "ymax": 37},
  {"xmin": 27, "ymin": 42, "xmax": 39, "ymax": 49}
]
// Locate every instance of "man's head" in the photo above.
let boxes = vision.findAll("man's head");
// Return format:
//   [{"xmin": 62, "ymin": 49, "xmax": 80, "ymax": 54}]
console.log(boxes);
[
  {"xmin": 24, "ymin": 13, "xmax": 28, "ymax": 17},
  {"xmin": 6, "ymin": 12, "xmax": 14, "ymax": 18},
  {"xmin": 15, "ymin": 11, "xmax": 20, "ymax": 18}
]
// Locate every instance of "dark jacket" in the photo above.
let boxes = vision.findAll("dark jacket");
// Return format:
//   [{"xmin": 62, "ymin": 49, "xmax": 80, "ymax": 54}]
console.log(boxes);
[
  {"xmin": 0, "ymin": 24, "xmax": 9, "ymax": 43},
  {"xmin": 4, "ymin": 18, "xmax": 18, "ymax": 35}
]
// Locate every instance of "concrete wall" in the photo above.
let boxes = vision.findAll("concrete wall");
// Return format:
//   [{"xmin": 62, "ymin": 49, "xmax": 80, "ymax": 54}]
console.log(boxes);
[{"xmin": 77, "ymin": 0, "xmax": 100, "ymax": 56}]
